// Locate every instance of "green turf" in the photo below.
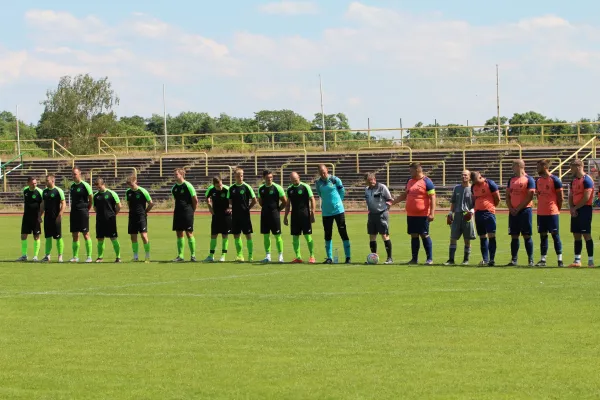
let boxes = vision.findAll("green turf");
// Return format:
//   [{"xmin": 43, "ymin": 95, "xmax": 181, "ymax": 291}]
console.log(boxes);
[{"xmin": 1, "ymin": 213, "xmax": 600, "ymax": 399}]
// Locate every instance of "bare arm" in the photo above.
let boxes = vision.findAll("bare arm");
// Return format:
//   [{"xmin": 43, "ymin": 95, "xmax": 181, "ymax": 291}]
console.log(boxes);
[
  {"xmin": 556, "ymin": 190, "xmax": 563, "ymax": 211},
  {"xmin": 207, "ymin": 197, "xmax": 214, "ymax": 215},
  {"xmin": 574, "ymin": 191, "xmax": 592, "ymax": 210},
  {"xmin": 505, "ymin": 189, "xmax": 512, "ymax": 210},
  {"xmin": 279, "ymin": 196, "xmax": 288, "ymax": 212},
  {"xmin": 191, "ymin": 196, "xmax": 198, "ymax": 212},
  {"xmin": 115, "ymin": 202, "xmax": 121, "ymax": 215},
  {"xmin": 493, "ymin": 191, "xmax": 501, "ymax": 207},
  {"xmin": 145, "ymin": 201, "xmax": 154, "ymax": 214},
  {"xmin": 88, "ymin": 195, "xmax": 93, "ymax": 211},
  {"xmin": 516, "ymin": 191, "xmax": 534, "ymax": 212},
  {"xmin": 429, "ymin": 194, "xmax": 436, "ymax": 220},
  {"xmin": 249, "ymin": 198, "xmax": 257, "ymax": 210}
]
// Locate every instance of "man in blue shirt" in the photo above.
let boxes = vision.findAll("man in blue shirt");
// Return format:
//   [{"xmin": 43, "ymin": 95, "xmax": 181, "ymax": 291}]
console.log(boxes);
[{"xmin": 315, "ymin": 164, "xmax": 351, "ymax": 263}]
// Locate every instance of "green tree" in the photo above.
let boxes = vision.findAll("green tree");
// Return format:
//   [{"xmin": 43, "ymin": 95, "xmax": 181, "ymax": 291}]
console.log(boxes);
[
  {"xmin": 508, "ymin": 111, "xmax": 548, "ymax": 137},
  {"xmin": 38, "ymin": 74, "xmax": 119, "ymax": 154}
]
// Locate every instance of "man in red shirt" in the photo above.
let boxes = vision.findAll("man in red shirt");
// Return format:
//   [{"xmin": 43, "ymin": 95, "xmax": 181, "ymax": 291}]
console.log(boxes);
[
  {"xmin": 506, "ymin": 160, "xmax": 536, "ymax": 266},
  {"xmin": 568, "ymin": 159, "xmax": 594, "ymax": 267},
  {"xmin": 470, "ymin": 171, "xmax": 501, "ymax": 266},
  {"xmin": 535, "ymin": 159, "xmax": 564, "ymax": 267},
  {"xmin": 392, "ymin": 163, "xmax": 436, "ymax": 265}
]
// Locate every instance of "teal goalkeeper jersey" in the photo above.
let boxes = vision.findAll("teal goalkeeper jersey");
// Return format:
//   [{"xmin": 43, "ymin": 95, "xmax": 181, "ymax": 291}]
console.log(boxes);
[{"xmin": 315, "ymin": 175, "xmax": 345, "ymax": 217}]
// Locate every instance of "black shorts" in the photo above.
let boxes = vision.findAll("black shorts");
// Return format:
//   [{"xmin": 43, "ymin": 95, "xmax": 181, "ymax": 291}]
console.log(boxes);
[
  {"xmin": 96, "ymin": 216, "xmax": 118, "ymax": 239},
  {"xmin": 21, "ymin": 214, "xmax": 41, "ymax": 235},
  {"xmin": 261, "ymin": 211, "xmax": 282, "ymax": 235},
  {"xmin": 44, "ymin": 217, "xmax": 62, "ymax": 239},
  {"xmin": 211, "ymin": 214, "xmax": 232, "ymax": 235},
  {"xmin": 291, "ymin": 213, "xmax": 312, "ymax": 236},
  {"xmin": 232, "ymin": 212, "xmax": 253, "ymax": 235},
  {"xmin": 70, "ymin": 209, "xmax": 90, "ymax": 233},
  {"xmin": 407, "ymin": 216, "xmax": 429, "ymax": 235},
  {"xmin": 172, "ymin": 210, "xmax": 194, "ymax": 232},
  {"xmin": 571, "ymin": 205, "xmax": 593, "ymax": 234},
  {"xmin": 128, "ymin": 215, "xmax": 148, "ymax": 235}
]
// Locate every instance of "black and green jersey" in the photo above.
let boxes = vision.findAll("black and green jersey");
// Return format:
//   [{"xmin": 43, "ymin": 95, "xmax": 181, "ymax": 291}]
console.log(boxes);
[
  {"xmin": 171, "ymin": 180, "xmax": 197, "ymax": 213},
  {"xmin": 70, "ymin": 181, "xmax": 93, "ymax": 211},
  {"xmin": 42, "ymin": 187, "xmax": 65, "ymax": 219},
  {"xmin": 287, "ymin": 182, "xmax": 314, "ymax": 215},
  {"xmin": 205, "ymin": 185, "xmax": 230, "ymax": 215},
  {"xmin": 258, "ymin": 183, "xmax": 285, "ymax": 213},
  {"xmin": 23, "ymin": 186, "xmax": 43, "ymax": 215},
  {"xmin": 93, "ymin": 189, "xmax": 120, "ymax": 219},
  {"xmin": 227, "ymin": 182, "xmax": 256, "ymax": 215},
  {"xmin": 126, "ymin": 187, "xmax": 152, "ymax": 218}
]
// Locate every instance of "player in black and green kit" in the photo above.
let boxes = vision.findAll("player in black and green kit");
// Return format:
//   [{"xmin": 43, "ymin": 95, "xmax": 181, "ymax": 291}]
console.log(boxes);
[
  {"xmin": 258, "ymin": 170, "xmax": 287, "ymax": 263},
  {"xmin": 126, "ymin": 175, "xmax": 154, "ymax": 262},
  {"xmin": 284, "ymin": 171, "xmax": 316, "ymax": 263},
  {"xmin": 17, "ymin": 176, "xmax": 43, "ymax": 261},
  {"xmin": 41, "ymin": 174, "xmax": 66, "ymax": 263},
  {"xmin": 204, "ymin": 175, "xmax": 231, "ymax": 262},
  {"xmin": 227, "ymin": 168, "xmax": 257, "ymax": 262},
  {"xmin": 92, "ymin": 178, "xmax": 122, "ymax": 263},
  {"xmin": 70, "ymin": 168, "xmax": 94, "ymax": 263},
  {"xmin": 171, "ymin": 168, "xmax": 198, "ymax": 262}
]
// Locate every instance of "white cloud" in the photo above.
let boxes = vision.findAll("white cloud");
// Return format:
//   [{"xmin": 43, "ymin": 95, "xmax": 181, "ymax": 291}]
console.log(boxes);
[
  {"xmin": 259, "ymin": 1, "xmax": 318, "ymax": 15},
  {"xmin": 3, "ymin": 3, "xmax": 600, "ymax": 128}
]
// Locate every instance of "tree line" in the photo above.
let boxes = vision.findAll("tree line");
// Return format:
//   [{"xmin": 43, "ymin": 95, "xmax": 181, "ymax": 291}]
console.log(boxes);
[{"xmin": 1, "ymin": 74, "xmax": 600, "ymax": 154}]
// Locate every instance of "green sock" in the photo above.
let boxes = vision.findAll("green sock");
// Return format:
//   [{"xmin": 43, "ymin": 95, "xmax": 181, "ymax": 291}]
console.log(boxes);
[
  {"xmin": 72, "ymin": 241, "xmax": 80, "ymax": 259},
  {"xmin": 144, "ymin": 242, "xmax": 151, "ymax": 257},
  {"xmin": 57, "ymin": 238, "xmax": 64, "ymax": 256},
  {"xmin": 188, "ymin": 237, "xmax": 196, "ymax": 257},
  {"xmin": 210, "ymin": 238, "xmax": 218, "ymax": 254},
  {"xmin": 293, "ymin": 236, "xmax": 301, "ymax": 259},
  {"xmin": 305, "ymin": 234, "xmax": 314, "ymax": 257},
  {"xmin": 85, "ymin": 239, "xmax": 93, "ymax": 258},
  {"xmin": 247, "ymin": 239, "xmax": 254, "ymax": 259},
  {"xmin": 235, "ymin": 237, "xmax": 243, "ymax": 257},
  {"xmin": 33, "ymin": 239, "xmax": 41, "ymax": 258},
  {"xmin": 275, "ymin": 234, "xmax": 283, "ymax": 255},
  {"xmin": 222, "ymin": 238, "xmax": 229, "ymax": 254},
  {"xmin": 132, "ymin": 242, "xmax": 139, "ymax": 256},
  {"xmin": 177, "ymin": 237, "xmax": 185, "ymax": 258},
  {"xmin": 111, "ymin": 239, "xmax": 121, "ymax": 259},
  {"xmin": 21, "ymin": 240, "xmax": 28, "ymax": 257},
  {"xmin": 98, "ymin": 241, "xmax": 106, "ymax": 259},
  {"xmin": 45, "ymin": 239, "xmax": 53, "ymax": 256},
  {"xmin": 263, "ymin": 234, "xmax": 271, "ymax": 254}
]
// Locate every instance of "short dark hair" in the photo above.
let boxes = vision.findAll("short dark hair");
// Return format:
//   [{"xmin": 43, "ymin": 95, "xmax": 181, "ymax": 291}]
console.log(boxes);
[
  {"xmin": 212, "ymin": 175, "xmax": 222, "ymax": 184},
  {"xmin": 262, "ymin": 169, "xmax": 272, "ymax": 177},
  {"xmin": 470, "ymin": 171, "xmax": 480, "ymax": 182},
  {"xmin": 409, "ymin": 162, "xmax": 422, "ymax": 170},
  {"xmin": 364, "ymin": 172, "xmax": 376, "ymax": 180},
  {"xmin": 571, "ymin": 159, "xmax": 584, "ymax": 167},
  {"xmin": 46, "ymin": 173, "xmax": 55, "ymax": 180},
  {"xmin": 27, "ymin": 176, "xmax": 36, "ymax": 183},
  {"xmin": 95, "ymin": 177, "xmax": 105, "ymax": 186}
]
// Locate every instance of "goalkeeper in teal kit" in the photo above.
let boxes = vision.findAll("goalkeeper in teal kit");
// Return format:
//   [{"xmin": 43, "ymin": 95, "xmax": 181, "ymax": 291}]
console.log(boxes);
[{"xmin": 315, "ymin": 164, "xmax": 351, "ymax": 263}]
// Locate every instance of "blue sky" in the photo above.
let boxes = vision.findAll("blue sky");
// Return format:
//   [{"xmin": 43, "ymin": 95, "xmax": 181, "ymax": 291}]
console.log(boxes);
[{"xmin": 1, "ymin": 0, "xmax": 600, "ymax": 133}]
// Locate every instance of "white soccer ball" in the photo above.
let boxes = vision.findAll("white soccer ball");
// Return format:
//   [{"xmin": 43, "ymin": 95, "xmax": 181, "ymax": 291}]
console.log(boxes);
[{"xmin": 366, "ymin": 253, "xmax": 380, "ymax": 264}]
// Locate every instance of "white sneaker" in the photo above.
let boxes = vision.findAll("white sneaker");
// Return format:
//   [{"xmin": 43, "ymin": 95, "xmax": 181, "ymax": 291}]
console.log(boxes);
[
  {"xmin": 278, "ymin": 254, "xmax": 284, "ymax": 263},
  {"xmin": 69, "ymin": 257, "xmax": 79, "ymax": 263},
  {"xmin": 16, "ymin": 255, "xmax": 28, "ymax": 262},
  {"xmin": 204, "ymin": 255, "xmax": 215, "ymax": 262},
  {"xmin": 261, "ymin": 256, "xmax": 271, "ymax": 263},
  {"xmin": 133, "ymin": 254, "xmax": 139, "ymax": 262},
  {"xmin": 85, "ymin": 257, "xmax": 93, "ymax": 263},
  {"xmin": 219, "ymin": 255, "xmax": 226, "ymax": 262},
  {"xmin": 32, "ymin": 256, "xmax": 39, "ymax": 262},
  {"xmin": 58, "ymin": 256, "xmax": 64, "ymax": 263}
]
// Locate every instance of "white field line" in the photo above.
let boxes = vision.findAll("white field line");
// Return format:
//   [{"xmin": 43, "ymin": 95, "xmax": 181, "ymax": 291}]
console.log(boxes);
[
  {"xmin": 1, "ymin": 282, "xmax": 596, "ymax": 300},
  {"xmin": 0, "ymin": 265, "xmax": 362, "ymax": 298}
]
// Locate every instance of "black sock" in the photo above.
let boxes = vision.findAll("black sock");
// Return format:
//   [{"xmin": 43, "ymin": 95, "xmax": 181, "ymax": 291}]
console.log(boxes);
[
  {"xmin": 586, "ymin": 239, "xmax": 594, "ymax": 257},
  {"xmin": 384, "ymin": 240, "xmax": 392, "ymax": 259},
  {"xmin": 370, "ymin": 241, "xmax": 377, "ymax": 254}
]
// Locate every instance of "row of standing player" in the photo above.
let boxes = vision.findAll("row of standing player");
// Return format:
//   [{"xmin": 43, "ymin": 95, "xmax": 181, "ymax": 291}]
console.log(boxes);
[
  {"xmin": 443, "ymin": 159, "xmax": 595, "ymax": 267},
  {"xmin": 17, "ymin": 164, "xmax": 352, "ymax": 264},
  {"xmin": 17, "ymin": 159, "xmax": 594, "ymax": 266}
]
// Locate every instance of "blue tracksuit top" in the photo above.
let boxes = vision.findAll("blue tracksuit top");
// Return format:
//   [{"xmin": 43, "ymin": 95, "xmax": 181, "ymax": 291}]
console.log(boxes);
[{"xmin": 315, "ymin": 175, "xmax": 345, "ymax": 217}]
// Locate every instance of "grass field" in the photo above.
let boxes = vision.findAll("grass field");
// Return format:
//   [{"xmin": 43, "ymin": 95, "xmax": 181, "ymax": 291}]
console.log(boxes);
[{"xmin": 1, "ymin": 213, "xmax": 600, "ymax": 399}]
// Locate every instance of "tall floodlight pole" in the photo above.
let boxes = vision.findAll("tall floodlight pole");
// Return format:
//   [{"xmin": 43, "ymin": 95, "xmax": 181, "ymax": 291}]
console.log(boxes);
[
  {"xmin": 16, "ymin": 105, "xmax": 21, "ymax": 155},
  {"xmin": 163, "ymin": 84, "xmax": 168, "ymax": 153},
  {"xmin": 496, "ymin": 64, "xmax": 501, "ymax": 144},
  {"xmin": 319, "ymin": 74, "xmax": 326, "ymax": 152}
]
